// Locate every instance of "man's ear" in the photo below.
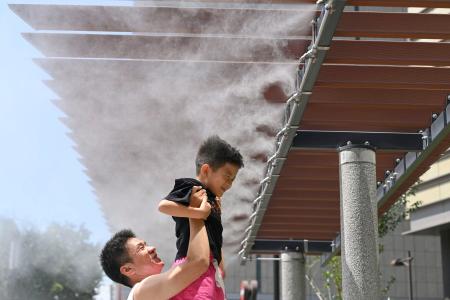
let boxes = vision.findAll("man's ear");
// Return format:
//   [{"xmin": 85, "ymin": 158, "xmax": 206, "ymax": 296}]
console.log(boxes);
[{"xmin": 120, "ymin": 263, "xmax": 134, "ymax": 278}]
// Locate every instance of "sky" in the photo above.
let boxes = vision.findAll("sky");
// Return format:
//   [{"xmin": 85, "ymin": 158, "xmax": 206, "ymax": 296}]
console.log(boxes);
[
  {"xmin": 0, "ymin": 0, "xmax": 113, "ymax": 244},
  {"xmin": 0, "ymin": 1, "xmax": 116, "ymax": 297}
]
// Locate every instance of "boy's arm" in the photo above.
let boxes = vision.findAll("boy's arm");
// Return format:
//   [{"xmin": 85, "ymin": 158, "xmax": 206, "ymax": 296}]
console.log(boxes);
[
  {"xmin": 159, "ymin": 199, "xmax": 209, "ymax": 219},
  {"xmin": 159, "ymin": 186, "xmax": 210, "ymax": 219},
  {"xmin": 134, "ymin": 218, "xmax": 210, "ymax": 299}
]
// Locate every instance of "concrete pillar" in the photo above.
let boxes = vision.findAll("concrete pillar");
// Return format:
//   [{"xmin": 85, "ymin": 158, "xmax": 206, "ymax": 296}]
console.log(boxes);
[
  {"xmin": 338, "ymin": 145, "xmax": 380, "ymax": 299},
  {"xmin": 281, "ymin": 252, "xmax": 306, "ymax": 300}
]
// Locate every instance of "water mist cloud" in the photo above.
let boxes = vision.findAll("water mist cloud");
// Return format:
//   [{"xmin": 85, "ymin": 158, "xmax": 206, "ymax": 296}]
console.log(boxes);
[{"xmin": 31, "ymin": 2, "xmax": 316, "ymax": 264}]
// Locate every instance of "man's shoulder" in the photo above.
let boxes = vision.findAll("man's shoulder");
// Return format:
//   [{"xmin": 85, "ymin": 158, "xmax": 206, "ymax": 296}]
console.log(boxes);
[{"xmin": 126, "ymin": 285, "xmax": 136, "ymax": 300}]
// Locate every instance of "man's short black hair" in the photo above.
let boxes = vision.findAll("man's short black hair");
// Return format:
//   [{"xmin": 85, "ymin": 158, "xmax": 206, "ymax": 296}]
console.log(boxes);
[
  {"xmin": 196, "ymin": 135, "xmax": 244, "ymax": 174},
  {"xmin": 100, "ymin": 229, "xmax": 135, "ymax": 288}
]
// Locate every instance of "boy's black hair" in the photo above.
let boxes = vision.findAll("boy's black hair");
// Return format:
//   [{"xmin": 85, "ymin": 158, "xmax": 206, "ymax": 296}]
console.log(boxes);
[
  {"xmin": 195, "ymin": 135, "xmax": 244, "ymax": 174},
  {"xmin": 100, "ymin": 229, "xmax": 135, "ymax": 288}
]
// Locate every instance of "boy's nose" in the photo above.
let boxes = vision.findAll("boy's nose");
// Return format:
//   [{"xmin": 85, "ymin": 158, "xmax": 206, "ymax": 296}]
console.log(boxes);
[{"xmin": 147, "ymin": 246, "xmax": 156, "ymax": 254}]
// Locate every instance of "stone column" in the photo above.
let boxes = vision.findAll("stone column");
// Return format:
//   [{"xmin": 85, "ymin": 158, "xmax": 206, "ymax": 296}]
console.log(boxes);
[
  {"xmin": 338, "ymin": 145, "xmax": 380, "ymax": 299},
  {"xmin": 281, "ymin": 252, "xmax": 306, "ymax": 300}
]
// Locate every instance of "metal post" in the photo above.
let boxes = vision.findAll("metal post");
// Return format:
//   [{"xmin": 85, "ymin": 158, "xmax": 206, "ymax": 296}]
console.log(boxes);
[
  {"xmin": 391, "ymin": 252, "xmax": 414, "ymax": 300},
  {"xmin": 338, "ymin": 144, "xmax": 380, "ymax": 299},
  {"xmin": 407, "ymin": 250, "xmax": 413, "ymax": 300},
  {"xmin": 256, "ymin": 255, "xmax": 261, "ymax": 293},
  {"xmin": 281, "ymin": 252, "xmax": 306, "ymax": 300},
  {"xmin": 273, "ymin": 254, "xmax": 280, "ymax": 300},
  {"xmin": 441, "ymin": 229, "xmax": 450, "ymax": 298}
]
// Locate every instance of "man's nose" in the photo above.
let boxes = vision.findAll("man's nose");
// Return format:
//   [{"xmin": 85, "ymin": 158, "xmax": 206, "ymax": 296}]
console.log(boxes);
[{"xmin": 147, "ymin": 246, "xmax": 156, "ymax": 253}]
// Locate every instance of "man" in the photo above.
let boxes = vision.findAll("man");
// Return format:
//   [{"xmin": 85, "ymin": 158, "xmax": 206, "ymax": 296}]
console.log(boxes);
[{"xmin": 100, "ymin": 187, "xmax": 211, "ymax": 300}]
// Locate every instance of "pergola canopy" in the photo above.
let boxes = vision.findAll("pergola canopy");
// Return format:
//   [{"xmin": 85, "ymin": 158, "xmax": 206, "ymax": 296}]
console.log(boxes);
[{"xmin": 10, "ymin": 1, "xmax": 450, "ymax": 261}]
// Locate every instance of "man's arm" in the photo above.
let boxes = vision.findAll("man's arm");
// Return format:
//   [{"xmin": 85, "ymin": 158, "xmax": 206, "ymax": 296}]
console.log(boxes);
[
  {"xmin": 219, "ymin": 250, "xmax": 226, "ymax": 279},
  {"xmin": 159, "ymin": 187, "xmax": 209, "ymax": 219},
  {"xmin": 134, "ymin": 202, "xmax": 211, "ymax": 299}
]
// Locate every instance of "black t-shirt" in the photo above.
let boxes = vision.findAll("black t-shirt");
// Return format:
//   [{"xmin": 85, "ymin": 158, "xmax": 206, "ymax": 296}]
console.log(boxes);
[{"xmin": 165, "ymin": 178, "xmax": 223, "ymax": 263}]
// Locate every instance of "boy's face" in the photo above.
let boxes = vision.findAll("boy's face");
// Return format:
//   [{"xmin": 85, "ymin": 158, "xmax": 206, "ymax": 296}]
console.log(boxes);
[{"xmin": 204, "ymin": 163, "xmax": 240, "ymax": 197}]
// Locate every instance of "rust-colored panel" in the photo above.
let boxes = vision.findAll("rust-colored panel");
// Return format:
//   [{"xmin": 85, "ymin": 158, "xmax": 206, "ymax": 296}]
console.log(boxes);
[
  {"xmin": 270, "ymin": 192, "xmax": 340, "ymax": 202},
  {"xmin": 327, "ymin": 40, "xmax": 450, "ymax": 67},
  {"xmin": 337, "ymin": 12, "xmax": 450, "ymax": 39},
  {"xmin": 23, "ymin": 33, "xmax": 309, "ymax": 62},
  {"xmin": 267, "ymin": 199, "xmax": 340, "ymax": 208},
  {"xmin": 317, "ymin": 65, "xmax": 450, "ymax": 90},
  {"xmin": 309, "ymin": 87, "xmax": 448, "ymax": 107},
  {"xmin": 347, "ymin": 0, "xmax": 450, "ymax": 7},
  {"xmin": 301, "ymin": 102, "xmax": 442, "ymax": 133},
  {"xmin": 262, "ymin": 215, "xmax": 340, "ymax": 224},
  {"xmin": 24, "ymin": 33, "xmax": 450, "ymax": 67},
  {"xmin": 257, "ymin": 231, "xmax": 338, "ymax": 240},
  {"xmin": 12, "ymin": 4, "xmax": 450, "ymax": 40},
  {"xmin": 193, "ymin": 0, "xmax": 450, "ymax": 8},
  {"xmin": 260, "ymin": 223, "xmax": 339, "ymax": 232},
  {"xmin": 303, "ymin": 103, "xmax": 436, "ymax": 124},
  {"xmin": 10, "ymin": 4, "xmax": 313, "ymax": 36},
  {"xmin": 276, "ymin": 178, "xmax": 340, "ymax": 191},
  {"xmin": 263, "ymin": 206, "xmax": 339, "ymax": 215},
  {"xmin": 281, "ymin": 151, "xmax": 339, "ymax": 167},
  {"xmin": 268, "ymin": 87, "xmax": 449, "ymax": 106},
  {"xmin": 298, "ymin": 121, "xmax": 428, "ymax": 132}
]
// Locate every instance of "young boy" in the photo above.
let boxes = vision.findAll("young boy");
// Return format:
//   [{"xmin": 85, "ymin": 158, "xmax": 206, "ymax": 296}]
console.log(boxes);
[{"xmin": 158, "ymin": 135, "xmax": 244, "ymax": 300}]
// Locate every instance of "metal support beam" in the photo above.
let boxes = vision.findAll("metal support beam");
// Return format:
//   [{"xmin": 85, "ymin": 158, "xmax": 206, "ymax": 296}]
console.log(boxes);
[
  {"xmin": 377, "ymin": 101, "xmax": 450, "ymax": 210},
  {"xmin": 320, "ymin": 234, "xmax": 341, "ymax": 267},
  {"xmin": 239, "ymin": 0, "xmax": 347, "ymax": 262},
  {"xmin": 293, "ymin": 130, "xmax": 424, "ymax": 152},
  {"xmin": 281, "ymin": 252, "xmax": 306, "ymax": 300},
  {"xmin": 256, "ymin": 255, "xmax": 262, "ymax": 293},
  {"xmin": 252, "ymin": 239, "xmax": 332, "ymax": 253},
  {"xmin": 273, "ymin": 254, "xmax": 280, "ymax": 300},
  {"xmin": 339, "ymin": 145, "xmax": 380, "ymax": 299}
]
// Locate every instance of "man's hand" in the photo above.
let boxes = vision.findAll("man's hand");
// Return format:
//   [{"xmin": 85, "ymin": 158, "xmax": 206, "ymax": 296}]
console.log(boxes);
[
  {"xmin": 159, "ymin": 186, "xmax": 210, "ymax": 220},
  {"xmin": 190, "ymin": 186, "xmax": 206, "ymax": 208}
]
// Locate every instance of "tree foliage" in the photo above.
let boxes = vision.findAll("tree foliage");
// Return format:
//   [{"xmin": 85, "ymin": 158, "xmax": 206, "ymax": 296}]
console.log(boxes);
[{"xmin": 0, "ymin": 218, "xmax": 102, "ymax": 300}]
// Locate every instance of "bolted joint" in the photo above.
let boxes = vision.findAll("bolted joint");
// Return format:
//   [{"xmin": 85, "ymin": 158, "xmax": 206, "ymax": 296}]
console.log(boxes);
[{"xmin": 432, "ymin": 113, "xmax": 439, "ymax": 123}]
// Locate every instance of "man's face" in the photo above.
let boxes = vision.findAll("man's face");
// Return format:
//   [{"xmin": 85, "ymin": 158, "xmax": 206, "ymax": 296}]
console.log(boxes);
[
  {"xmin": 206, "ymin": 163, "xmax": 240, "ymax": 197},
  {"xmin": 124, "ymin": 238, "xmax": 165, "ymax": 279}
]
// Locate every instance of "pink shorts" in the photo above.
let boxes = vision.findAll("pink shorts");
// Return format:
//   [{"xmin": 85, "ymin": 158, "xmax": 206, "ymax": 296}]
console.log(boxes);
[{"xmin": 170, "ymin": 256, "xmax": 226, "ymax": 300}]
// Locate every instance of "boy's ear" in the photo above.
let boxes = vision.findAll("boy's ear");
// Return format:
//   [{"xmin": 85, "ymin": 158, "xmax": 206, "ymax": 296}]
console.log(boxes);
[{"xmin": 200, "ymin": 163, "xmax": 210, "ymax": 176}]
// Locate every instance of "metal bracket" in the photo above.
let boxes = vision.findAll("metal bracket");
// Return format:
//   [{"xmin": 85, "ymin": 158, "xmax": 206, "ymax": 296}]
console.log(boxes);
[
  {"xmin": 251, "ymin": 239, "xmax": 332, "ymax": 254},
  {"xmin": 292, "ymin": 130, "xmax": 424, "ymax": 152}
]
